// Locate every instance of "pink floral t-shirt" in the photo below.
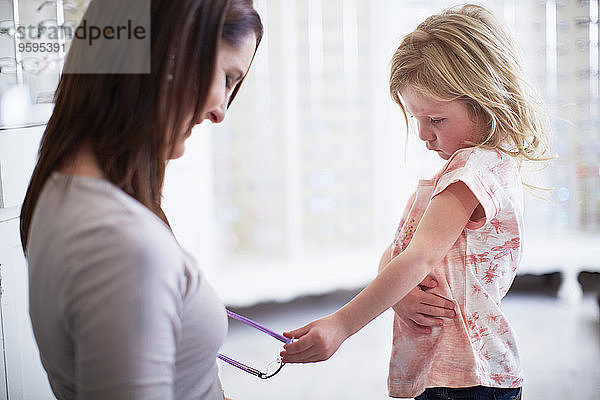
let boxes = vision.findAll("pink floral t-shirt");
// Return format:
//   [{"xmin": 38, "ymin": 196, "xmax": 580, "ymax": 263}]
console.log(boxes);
[{"xmin": 388, "ymin": 148, "xmax": 524, "ymax": 398}]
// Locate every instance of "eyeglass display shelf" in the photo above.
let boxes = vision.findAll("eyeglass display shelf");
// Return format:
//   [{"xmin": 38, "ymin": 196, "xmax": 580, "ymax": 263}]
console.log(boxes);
[
  {"xmin": 0, "ymin": 103, "xmax": 52, "ymax": 131},
  {"xmin": 0, "ymin": 205, "xmax": 20, "ymax": 223},
  {"xmin": 0, "ymin": 121, "xmax": 46, "ymax": 131}
]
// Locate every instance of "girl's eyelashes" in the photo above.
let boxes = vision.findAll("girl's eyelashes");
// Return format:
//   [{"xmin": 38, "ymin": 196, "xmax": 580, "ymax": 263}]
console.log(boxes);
[
  {"xmin": 407, "ymin": 113, "xmax": 444, "ymax": 124},
  {"xmin": 225, "ymin": 75, "xmax": 234, "ymax": 90}
]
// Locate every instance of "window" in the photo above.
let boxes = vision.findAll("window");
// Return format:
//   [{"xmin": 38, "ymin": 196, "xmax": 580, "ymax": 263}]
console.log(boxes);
[{"xmin": 163, "ymin": 0, "xmax": 600, "ymax": 306}]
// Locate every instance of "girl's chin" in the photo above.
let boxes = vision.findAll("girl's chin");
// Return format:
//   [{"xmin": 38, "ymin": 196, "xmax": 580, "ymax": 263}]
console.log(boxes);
[{"xmin": 431, "ymin": 149, "xmax": 449, "ymax": 159}]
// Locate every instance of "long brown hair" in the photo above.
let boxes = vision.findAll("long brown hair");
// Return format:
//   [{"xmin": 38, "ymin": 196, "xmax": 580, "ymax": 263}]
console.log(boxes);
[{"xmin": 20, "ymin": 0, "xmax": 263, "ymax": 249}]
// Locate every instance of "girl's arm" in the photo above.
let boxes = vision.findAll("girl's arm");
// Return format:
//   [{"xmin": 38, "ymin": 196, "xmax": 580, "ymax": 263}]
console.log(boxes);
[
  {"xmin": 379, "ymin": 244, "xmax": 456, "ymax": 333},
  {"xmin": 281, "ymin": 181, "xmax": 478, "ymax": 363}
]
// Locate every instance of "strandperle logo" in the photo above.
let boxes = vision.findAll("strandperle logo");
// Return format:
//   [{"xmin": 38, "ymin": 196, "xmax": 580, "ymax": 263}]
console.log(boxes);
[
  {"xmin": 11, "ymin": 20, "xmax": 145, "ymax": 45},
  {"xmin": 74, "ymin": 19, "xmax": 147, "ymax": 46},
  {"xmin": 62, "ymin": 0, "xmax": 150, "ymax": 74}
]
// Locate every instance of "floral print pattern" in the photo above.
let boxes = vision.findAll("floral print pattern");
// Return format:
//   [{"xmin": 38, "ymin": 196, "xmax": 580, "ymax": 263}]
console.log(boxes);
[{"xmin": 388, "ymin": 148, "xmax": 524, "ymax": 398}]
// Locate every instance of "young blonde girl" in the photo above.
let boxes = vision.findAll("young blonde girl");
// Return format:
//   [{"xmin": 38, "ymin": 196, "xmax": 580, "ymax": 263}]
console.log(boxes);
[{"xmin": 281, "ymin": 4, "xmax": 549, "ymax": 399}]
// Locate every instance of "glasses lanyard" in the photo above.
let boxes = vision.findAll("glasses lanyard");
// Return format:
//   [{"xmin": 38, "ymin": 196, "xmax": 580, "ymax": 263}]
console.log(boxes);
[{"xmin": 217, "ymin": 309, "xmax": 292, "ymax": 379}]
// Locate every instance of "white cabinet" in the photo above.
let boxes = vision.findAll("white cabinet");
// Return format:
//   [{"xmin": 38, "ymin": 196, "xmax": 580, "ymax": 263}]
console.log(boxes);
[
  {"xmin": 0, "ymin": 212, "xmax": 55, "ymax": 400},
  {"xmin": 0, "ymin": 122, "xmax": 55, "ymax": 400},
  {"xmin": 0, "ymin": 0, "xmax": 77, "ymax": 392},
  {"xmin": 0, "ymin": 124, "xmax": 54, "ymax": 399},
  {"xmin": 0, "ymin": 125, "xmax": 46, "ymax": 208}
]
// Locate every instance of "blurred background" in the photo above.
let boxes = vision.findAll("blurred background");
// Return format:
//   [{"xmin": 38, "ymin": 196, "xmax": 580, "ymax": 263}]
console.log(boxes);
[
  {"xmin": 161, "ymin": 0, "xmax": 600, "ymax": 398},
  {"xmin": 0, "ymin": 0, "xmax": 598, "ymax": 399},
  {"xmin": 164, "ymin": 0, "xmax": 600, "ymax": 307}
]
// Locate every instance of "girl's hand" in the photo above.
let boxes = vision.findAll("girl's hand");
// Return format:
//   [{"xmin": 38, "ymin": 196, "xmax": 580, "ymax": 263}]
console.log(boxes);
[
  {"xmin": 279, "ymin": 314, "xmax": 350, "ymax": 363},
  {"xmin": 393, "ymin": 276, "xmax": 456, "ymax": 333}
]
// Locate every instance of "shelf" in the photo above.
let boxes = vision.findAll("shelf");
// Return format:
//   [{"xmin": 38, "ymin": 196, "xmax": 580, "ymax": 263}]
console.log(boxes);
[
  {"xmin": 0, "ymin": 104, "xmax": 52, "ymax": 132},
  {"xmin": 0, "ymin": 206, "xmax": 20, "ymax": 223},
  {"xmin": 0, "ymin": 122, "xmax": 46, "ymax": 131}
]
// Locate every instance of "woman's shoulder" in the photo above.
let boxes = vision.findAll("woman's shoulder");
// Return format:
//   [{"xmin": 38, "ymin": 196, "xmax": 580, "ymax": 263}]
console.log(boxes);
[
  {"xmin": 34, "ymin": 174, "xmax": 182, "ymax": 265},
  {"xmin": 29, "ymin": 175, "xmax": 190, "ymax": 309}
]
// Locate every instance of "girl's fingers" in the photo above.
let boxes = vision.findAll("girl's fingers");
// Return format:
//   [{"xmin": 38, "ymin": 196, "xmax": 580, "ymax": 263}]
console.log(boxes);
[
  {"xmin": 422, "ymin": 293, "xmax": 456, "ymax": 311},
  {"xmin": 282, "ymin": 335, "xmax": 314, "ymax": 354},
  {"xmin": 411, "ymin": 313, "xmax": 445, "ymax": 327},
  {"xmin": 419, "ymin": 275, "xmax": 438, "ymax": 289},
  {"xmin": 405, "ymin": 318, "xmax": 433, "ymax": 334},
  {"xmin": 281, "ymin": 347, "xmax": 321, "ymax": 363},
  {"xmin": 283, "ymin": 324, "xmax": 310, "ymax": 339},
  {"xmin": 420, "ymin": 303, "xmax": 456, "ymax": 318}
]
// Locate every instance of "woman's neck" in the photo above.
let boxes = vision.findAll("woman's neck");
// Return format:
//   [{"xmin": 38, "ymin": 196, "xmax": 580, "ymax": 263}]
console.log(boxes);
[{"xmin": 56, "ymin": 142, "xmax": 105, "ymax": 179}]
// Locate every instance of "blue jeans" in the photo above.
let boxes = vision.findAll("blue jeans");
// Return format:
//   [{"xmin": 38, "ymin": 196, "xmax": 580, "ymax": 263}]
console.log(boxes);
[{"xmin": 414, "ymin": 386, "xmax": 522, "ymax": 400}]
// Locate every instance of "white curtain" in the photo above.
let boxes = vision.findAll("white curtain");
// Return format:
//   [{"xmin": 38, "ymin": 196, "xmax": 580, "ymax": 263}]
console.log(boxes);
[{"xmin": 164, "ymin": 0, "xmax": 600, "ymax": 305}]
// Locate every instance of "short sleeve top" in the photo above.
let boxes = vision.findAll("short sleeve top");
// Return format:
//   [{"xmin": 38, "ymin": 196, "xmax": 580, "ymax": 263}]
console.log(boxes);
[{"xmin": 388, "ymin": 148, "xmax": 524, "ymax": 398}]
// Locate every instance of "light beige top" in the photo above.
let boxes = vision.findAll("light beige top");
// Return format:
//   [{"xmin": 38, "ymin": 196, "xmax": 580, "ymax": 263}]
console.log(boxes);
[{"xmin": 27, "ymin": 173, "xmax": 227, "ymax": 400}]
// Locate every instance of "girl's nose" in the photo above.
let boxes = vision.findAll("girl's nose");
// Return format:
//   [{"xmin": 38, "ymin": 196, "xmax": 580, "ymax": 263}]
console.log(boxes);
[{"xmin": 417, "ymin": 123, "xmax": 435, "ymax": 142}]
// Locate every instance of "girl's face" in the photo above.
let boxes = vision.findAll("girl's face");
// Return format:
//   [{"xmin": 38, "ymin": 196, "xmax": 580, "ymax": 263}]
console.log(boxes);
[
  {"xmin": 170, "ymin": 32, "xmax": 257, "ymax": 159},
  {"xmin": 400, "ymin": 87, "xmax": 484, "ymax": 160}
]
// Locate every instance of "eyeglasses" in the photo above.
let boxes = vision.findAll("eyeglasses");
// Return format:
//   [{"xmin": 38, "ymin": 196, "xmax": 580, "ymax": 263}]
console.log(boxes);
[
  {"xmin": 0, "ymin": 0, "xmax": 78, "ymax": 11},
  {"xmin": 0, "ymin": 19, "xmax": 77, "ymax": 40},
  {"xmin": 0, "ymin": 56, "xmax": 39, "ymax": 74},
  {"xmin": 217, "ymin": 309, "xmax": 292, "ymax": 379},
  {"xmin": 37, "ymin": 0, "xmax": 78, "ymax": 13},
  {"xmin": 0, "ymin": 56, "xmax": 62, "ymax": 75},
  {"xmin": 0, "ymin": 20, "xmax": 18, "ymax": 38}
]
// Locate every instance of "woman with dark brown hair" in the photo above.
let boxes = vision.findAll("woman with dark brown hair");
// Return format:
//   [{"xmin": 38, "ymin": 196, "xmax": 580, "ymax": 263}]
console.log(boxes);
[{"xmin": 20, "ymin": 0, "xmax": 262, "ymax": 399}]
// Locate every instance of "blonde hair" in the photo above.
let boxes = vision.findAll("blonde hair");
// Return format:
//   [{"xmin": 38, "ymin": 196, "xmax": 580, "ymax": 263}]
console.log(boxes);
[{"xmin": 389, "ymin": 4, "xmax": 551, "ymax": 163}]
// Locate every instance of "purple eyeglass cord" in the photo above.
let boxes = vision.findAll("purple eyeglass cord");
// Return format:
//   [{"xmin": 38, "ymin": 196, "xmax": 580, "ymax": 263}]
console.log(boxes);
[
  {"xmin": 217, "ymin": 309, "xmax": 292, "ymax": 379},
  {"xmin": 224, "ymin": 309, "xmax": 292, "ymax": 344}
]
